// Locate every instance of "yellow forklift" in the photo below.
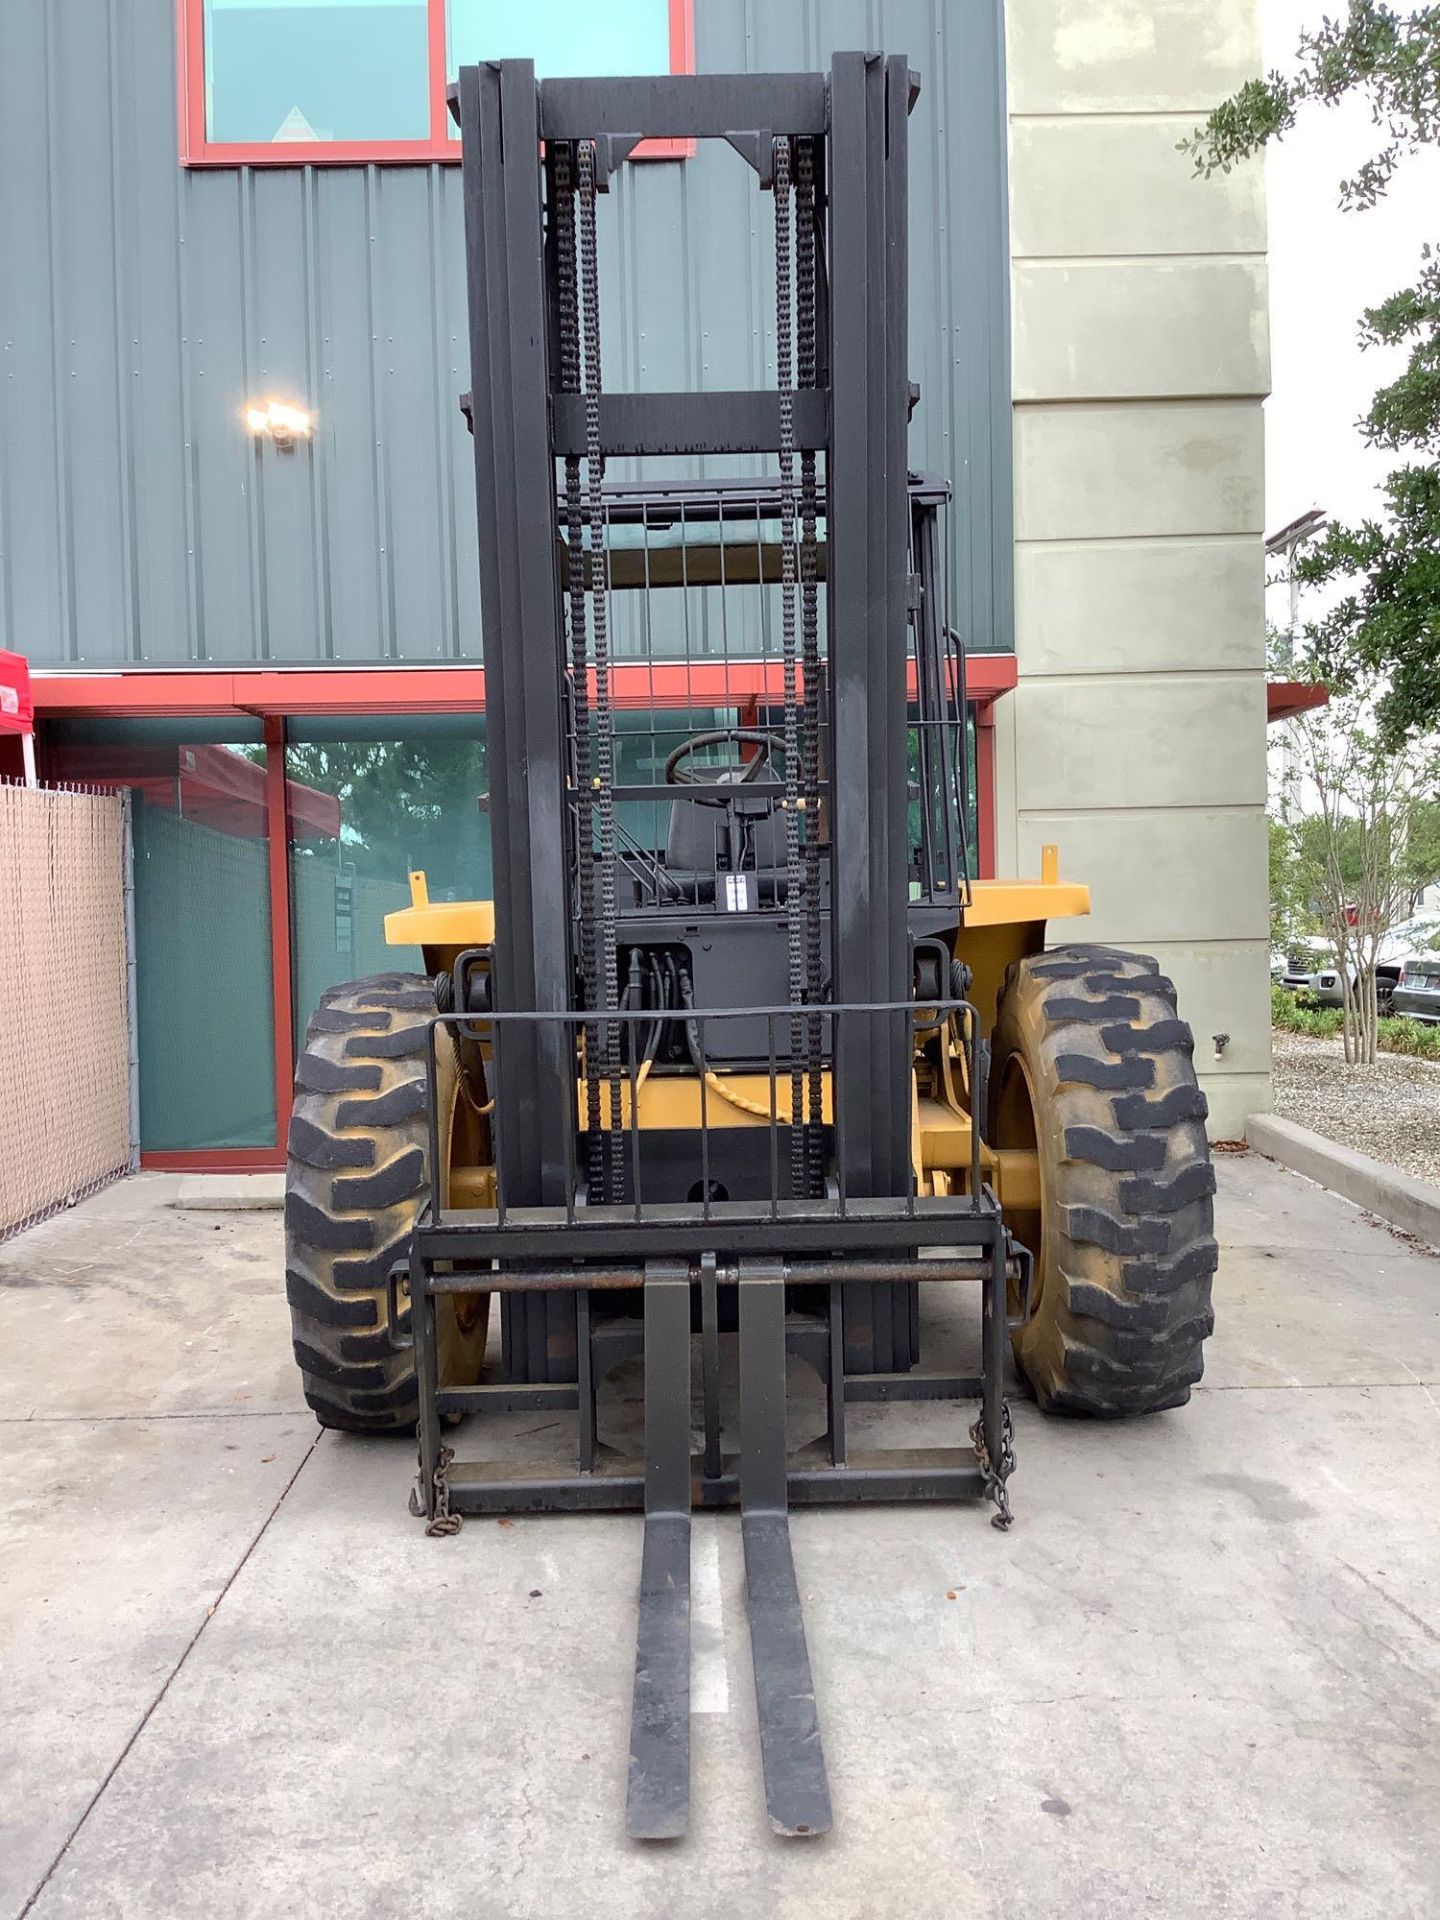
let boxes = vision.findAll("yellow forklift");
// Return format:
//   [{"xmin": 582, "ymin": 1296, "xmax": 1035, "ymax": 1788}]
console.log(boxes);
[{"xmin": 283, "ymin": 53, "xmax": 1216, "ymax": 1839}]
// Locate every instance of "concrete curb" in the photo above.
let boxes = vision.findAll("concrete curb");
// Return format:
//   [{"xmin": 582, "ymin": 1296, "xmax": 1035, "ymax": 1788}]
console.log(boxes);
[
  {"xmin": 171, "ymin": 1174, "xmax": 284, "ymax": 1211},
  {"xmin": 1245, "ymin": 1112, "xmax": 1440, "ymax": 1252}
]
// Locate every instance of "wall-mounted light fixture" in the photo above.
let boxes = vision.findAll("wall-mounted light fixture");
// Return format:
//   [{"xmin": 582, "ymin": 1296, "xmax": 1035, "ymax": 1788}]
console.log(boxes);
[{"xmin": 244, "ymin": 400, "xmax": 313, "ymax": 452}]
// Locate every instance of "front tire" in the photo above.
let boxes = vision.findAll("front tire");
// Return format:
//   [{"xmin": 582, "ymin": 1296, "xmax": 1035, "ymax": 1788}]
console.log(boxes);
[
  {"xmin": 284, "ymin": 973, "xmax": 489, "ymax": 1433},
  {"xmin": 989, "ymin": 945, "xmax": 1218, "ymax": 1416}
]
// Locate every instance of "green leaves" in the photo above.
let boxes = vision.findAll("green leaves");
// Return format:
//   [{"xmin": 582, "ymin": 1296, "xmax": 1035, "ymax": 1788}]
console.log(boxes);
[
  {"xmin": 1292, "ymin": 462, "xmax": 1440, "ymax": 742},
  {"xmin": 1181, "ymin": 3, "xmax": 1440, "ymax": 209},
  {"xmin": 1181, "ymin": 74, "xmax": 1293, "ymax": 175},
  {"xmin": 1185, "ymin": 6, "xmax": 1440, "ymax": 744}
]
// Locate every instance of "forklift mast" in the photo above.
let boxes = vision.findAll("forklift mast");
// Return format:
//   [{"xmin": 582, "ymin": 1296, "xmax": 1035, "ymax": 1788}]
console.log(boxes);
[
  {"xmin": 457, "ymin": 56, "xmax": 960, "ymax": 1226},
  {"xmin": 406, "ymin": 56, "xmax": 1016, "ymax": 1838}
]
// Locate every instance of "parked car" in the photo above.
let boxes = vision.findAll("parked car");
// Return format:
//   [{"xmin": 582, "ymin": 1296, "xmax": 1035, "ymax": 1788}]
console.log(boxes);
[{"xmin": 1391, "ymin": 957, "xmax": 1440, "ymax": 1025}]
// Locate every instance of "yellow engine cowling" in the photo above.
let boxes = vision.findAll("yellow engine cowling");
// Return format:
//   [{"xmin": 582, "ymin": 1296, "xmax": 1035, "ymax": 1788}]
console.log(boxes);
[{"xmin": 384, "ymin": 851, "xmax": 1089, "ymax": 1219}]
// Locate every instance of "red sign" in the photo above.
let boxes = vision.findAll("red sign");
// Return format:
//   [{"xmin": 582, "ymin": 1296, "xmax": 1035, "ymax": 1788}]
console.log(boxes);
[{"xmin": 0, "ymin": 650, "xmax": 33, "ymax": 736}]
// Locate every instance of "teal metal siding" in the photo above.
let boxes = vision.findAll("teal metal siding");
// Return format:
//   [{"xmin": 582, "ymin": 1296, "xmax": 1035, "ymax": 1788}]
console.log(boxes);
[{"xmin": 0, "ymin": 0, "xmax": 1011, "ymax": 667}]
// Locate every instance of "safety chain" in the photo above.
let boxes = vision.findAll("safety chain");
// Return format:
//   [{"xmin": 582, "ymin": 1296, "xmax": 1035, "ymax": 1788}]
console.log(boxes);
[
  {"xmin": 411, "ymin": 1442, "xmax": 463, "ymax": 1537},
  {"xmin": 553, "ymin": 143, "xmax": 603, "ymax": 1181},
  {"xmin": 576, "ymin": 141, "xmax": 625, "ymax": 1205},
  {"xmin": 773, "ymin": 136, "xmax": 805, "ymax": 1202},
  {"xmin": 970, "ymin": 1400, "xmax": 1016, "ymax": 1531},
  {"xmin": 795, "ymin": 135, "xmax": 824, "ymax": 1197}
]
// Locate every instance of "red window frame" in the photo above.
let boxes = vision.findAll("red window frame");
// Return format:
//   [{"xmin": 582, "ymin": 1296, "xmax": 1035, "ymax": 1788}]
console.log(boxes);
[{"xmin": 177, "ymin": 0, "xmax": 696, "ymax": 167}]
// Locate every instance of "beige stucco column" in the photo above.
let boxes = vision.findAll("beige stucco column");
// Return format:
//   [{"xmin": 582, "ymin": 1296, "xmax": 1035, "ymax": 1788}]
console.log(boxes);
[{"xmin": 1000, "ymin": 0, "xmax": 1273, "ymax": 1137}]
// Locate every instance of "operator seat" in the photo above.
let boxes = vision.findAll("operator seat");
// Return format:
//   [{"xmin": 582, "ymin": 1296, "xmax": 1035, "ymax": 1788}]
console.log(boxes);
[{"xmin": 663, "ymin": 769, "xmax": 787, "ymax": 903}]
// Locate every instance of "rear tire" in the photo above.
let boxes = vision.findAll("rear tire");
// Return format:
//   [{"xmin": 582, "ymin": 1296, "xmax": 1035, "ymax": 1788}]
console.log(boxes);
[
  {"xmin": 989, "ymin": 945, "xmax": 1218, "ymax": 1416},
  {"xmin": 284, "ymin": 973, "xmax": 489, "ymax": 1434}
]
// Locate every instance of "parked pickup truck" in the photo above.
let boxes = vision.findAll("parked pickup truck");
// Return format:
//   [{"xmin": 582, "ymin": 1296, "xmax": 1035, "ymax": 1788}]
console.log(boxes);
[{"xmin": 1279, "ymin": 961, "xmax": 1401, "ymax": 1014}]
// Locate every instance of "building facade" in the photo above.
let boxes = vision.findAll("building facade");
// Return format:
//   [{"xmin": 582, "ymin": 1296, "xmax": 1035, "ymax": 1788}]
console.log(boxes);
[
  {"xmin": 0, "ymin": 0, "xmax": 1269, "ymax": 1154},
  {"xmin": 1001, "ymin": 0, "xmax": 1271, "ymax": 1137}
]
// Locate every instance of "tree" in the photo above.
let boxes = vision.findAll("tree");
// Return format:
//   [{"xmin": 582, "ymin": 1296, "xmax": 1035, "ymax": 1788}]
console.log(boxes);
[
  {"xmin": 1269, "ymin": 815, "xmax": 1322, "ymax": 960},
  {"xmin": 283, "ymin": 735, "xmax": 491, "ymax": 897},
  {"xmin": 1274, "ymin": 687, "xmax": 1440, "ymax": 1061},
  {"xmin": 1403, "ymin": 792, "xmax": 1440, "ymax": 905},
  {"xmin": 1184, "ymin": 3, "xmax": 1440, "ymax": 745}
]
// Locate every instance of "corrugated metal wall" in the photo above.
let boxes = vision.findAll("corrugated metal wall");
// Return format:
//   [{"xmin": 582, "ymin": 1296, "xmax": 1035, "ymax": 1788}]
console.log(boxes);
[{"xmin": 0, "ymin": 0, "xmax": 1010, "ymax": 668}]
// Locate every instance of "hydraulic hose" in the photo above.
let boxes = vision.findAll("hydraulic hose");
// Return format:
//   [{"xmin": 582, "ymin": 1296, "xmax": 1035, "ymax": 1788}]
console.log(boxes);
[{"xmin": 678, "ymin": 965, "xmax": 782, "ymax": 1122}]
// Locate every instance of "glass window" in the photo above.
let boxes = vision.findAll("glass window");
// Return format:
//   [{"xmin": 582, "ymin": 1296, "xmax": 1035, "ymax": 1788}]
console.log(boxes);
[
  {"xmin": 183, "ymin": 0, "xmax": 692, "ymax": 162},
  {"xmin": 901, "ymin": 704, "xmax": 980, "ymax": 891},
  {"xmin": 47, "ymin": 719, "xmax": 278, "ymax": 1152},
  {"xmin": 204, "ymin": 0, "xmax": 430, "ymax": 145},
  {"xmin": 286, "ymin": 714, "xmax": 489, "ymax": 1040},
  {"xmin": 447, "ymin": 0, "xmax": 671, "ymax": 81}
]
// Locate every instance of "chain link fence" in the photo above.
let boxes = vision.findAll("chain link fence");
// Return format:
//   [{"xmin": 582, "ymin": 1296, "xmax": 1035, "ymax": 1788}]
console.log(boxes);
[{"xmin": 0, "ymin": 783, "xmax": 132, "ymax": 1239}]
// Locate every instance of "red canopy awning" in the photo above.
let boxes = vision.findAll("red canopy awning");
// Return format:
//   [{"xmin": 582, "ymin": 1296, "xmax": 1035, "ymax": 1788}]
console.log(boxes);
[
  {"xmin": 45, "ymin": 739, "xmax": 340, "ymax": 841},
  {"xmin": 1267, "ymin": 679, "xmax": 1328, "ymax": 724},
  {"xmin": 0, "ymin": 650, "xmax": 33, "ymax": 736},
  {"xmin": 28, "ymin": 653, "xmax": 1021, "ymax": 718}
]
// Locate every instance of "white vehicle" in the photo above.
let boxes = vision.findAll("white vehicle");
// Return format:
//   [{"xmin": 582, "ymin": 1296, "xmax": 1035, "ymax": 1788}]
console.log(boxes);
[
  {"xmin": 1277, "ymin": 911, "xmax": 1440, "ymax": 1012},
  {"xmin": 1279, "ymin": 957, "xmax": 1400, "ymax": 1013}
]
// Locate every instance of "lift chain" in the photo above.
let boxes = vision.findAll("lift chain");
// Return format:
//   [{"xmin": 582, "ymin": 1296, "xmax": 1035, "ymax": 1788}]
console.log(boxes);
[
  {"xmin": 553, "ymin": 143, "xmax": 603, "ymax": 1179},
  {"xmin": 796, "ymin": 135, "xmax": 824, "ymax": 1197},
  {"xmin": 970, "ymin": 1400, "xmax": 1016, "ymax": 1531},
  {"xmin": 410, "ymin": 1442, "xmax": 463, "ymax": 1537},
  {"xmin": 774, "ymin": 136, "xmax": 805, "ymax": 1202},
  {"xmin": 577, "ymin": 139, "xmax": 625, "ymax": 1205}
]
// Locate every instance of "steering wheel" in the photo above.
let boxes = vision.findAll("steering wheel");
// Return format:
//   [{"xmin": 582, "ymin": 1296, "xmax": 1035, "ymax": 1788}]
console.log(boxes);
[{"xmin": 663, "ymin": 728, "xmax": 786, "ymax": 806}]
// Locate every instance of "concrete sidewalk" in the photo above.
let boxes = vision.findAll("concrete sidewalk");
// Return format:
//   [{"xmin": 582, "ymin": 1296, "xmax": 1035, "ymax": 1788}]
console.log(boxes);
[{"xmin": 1, "ymin": 1160, "xmax": 1437, "ymax": 1919}]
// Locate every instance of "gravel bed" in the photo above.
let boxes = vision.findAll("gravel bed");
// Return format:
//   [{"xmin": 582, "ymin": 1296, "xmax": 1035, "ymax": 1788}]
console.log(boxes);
[{"xmin": 1271, "ymin": 1029, "xmax": 1440, "ymax": 1187}]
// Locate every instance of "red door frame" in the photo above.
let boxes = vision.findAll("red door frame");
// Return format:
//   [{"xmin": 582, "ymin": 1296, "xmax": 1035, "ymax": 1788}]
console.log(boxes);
[
  {"xmin": 129, "ymin": 713, "xmax": 296, "ymax": 1172},
  {"xmin": 34, "ymin": 657, "xmax": 1012, "ymax": 1170},
  {"xmin": 974, "ymin": 707, "xmax": 997, "ymax": 885},
  {"xmin": 265, "ymin": 713, "xmax": 297, "ymax": 1157}
]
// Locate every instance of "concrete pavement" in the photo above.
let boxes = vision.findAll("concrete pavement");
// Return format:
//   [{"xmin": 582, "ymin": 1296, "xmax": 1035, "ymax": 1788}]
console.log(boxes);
[{"xmin": 1, "ymin": 1158, "xmax": 1437, "ymax": 1919}]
